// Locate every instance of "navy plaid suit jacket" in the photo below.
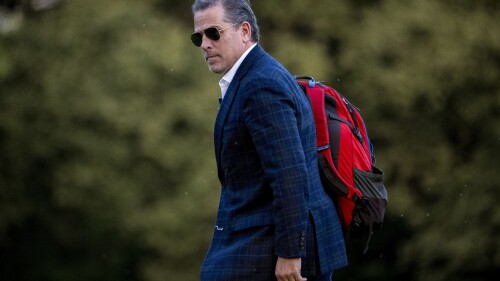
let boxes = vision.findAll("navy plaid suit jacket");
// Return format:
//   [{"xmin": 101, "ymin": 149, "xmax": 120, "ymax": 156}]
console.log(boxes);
[{"xmin": 200, "ymin": 45, "xmax": 347, "ymax": 281}]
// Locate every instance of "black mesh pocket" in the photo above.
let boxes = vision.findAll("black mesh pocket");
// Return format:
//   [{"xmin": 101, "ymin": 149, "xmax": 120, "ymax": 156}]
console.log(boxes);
[{"xmin": 350, "ymin": 166, "xmax": 388, "ymax": 238}]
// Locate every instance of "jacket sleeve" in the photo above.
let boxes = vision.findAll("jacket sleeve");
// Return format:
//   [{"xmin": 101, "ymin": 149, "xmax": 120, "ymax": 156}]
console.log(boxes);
[{"xmin": 242, "ymin": 77, "xmax": 310, "ymax": 258}]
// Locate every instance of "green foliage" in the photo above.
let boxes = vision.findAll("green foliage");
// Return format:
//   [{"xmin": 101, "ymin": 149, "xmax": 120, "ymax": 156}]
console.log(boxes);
[
  {"xmin": 1, "ymin": 1, "xmax": 217, "ymax": 280},
  {"xmin": 0, "ymin": 0, "xmax": 498, "ymax": 280},
  {"xmin": 332, "ymin": 1, "xmax": 500, "ymax": 280}
]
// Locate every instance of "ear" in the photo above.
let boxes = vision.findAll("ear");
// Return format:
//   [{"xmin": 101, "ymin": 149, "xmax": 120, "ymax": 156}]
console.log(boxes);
[{"xmin": 240, "ymin": 21, "xmax": 252, "ymax": 43}]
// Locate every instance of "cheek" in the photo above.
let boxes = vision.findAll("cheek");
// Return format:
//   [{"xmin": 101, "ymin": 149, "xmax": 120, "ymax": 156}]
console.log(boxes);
[{"xmin": 226, "ymin": 42, "xmax": 241, "ymax": 61}]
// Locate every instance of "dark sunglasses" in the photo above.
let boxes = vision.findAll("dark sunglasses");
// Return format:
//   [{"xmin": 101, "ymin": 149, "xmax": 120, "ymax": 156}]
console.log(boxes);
[{"xmin": 191, "ymin": 23, "xmax": 239, "ymax": 47}]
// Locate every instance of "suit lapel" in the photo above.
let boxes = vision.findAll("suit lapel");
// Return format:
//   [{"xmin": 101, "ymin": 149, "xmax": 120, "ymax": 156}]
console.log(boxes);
[{"xmin": 213, "ymin": 45, "xmax": 265, "ymax": 183}]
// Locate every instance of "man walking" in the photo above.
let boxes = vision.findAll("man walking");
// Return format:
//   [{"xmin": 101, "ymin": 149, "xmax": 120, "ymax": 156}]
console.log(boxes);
[{"xmin": 191, "ymin": 1, "xmax": 348, "ymax": 280}]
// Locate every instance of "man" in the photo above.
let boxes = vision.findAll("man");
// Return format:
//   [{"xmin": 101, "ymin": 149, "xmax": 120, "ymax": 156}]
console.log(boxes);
[{"xmin": 191, "ymin": 0, "xmax": 348, "ymax": 280}]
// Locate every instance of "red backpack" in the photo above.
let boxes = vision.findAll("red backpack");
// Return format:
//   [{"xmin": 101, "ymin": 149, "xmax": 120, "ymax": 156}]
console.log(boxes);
[{"xmin": 296, "ymin": 76, "xmax": 388, "ymax": 253}]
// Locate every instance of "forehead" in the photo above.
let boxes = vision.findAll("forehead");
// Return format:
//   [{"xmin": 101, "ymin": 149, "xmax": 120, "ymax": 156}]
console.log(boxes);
[{"xmin": 193, "ymin": 5, "xmax": 227, "ymax": 32}]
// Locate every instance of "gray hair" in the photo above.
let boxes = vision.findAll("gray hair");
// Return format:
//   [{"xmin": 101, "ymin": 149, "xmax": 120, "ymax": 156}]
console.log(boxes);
[{"xmin": 192, "ymin": 0, "xmax": 260, "ymax": 43}]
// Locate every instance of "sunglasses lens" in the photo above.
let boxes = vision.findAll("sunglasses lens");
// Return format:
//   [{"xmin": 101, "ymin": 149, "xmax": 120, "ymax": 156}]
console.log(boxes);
[
  {"xmin": 204, "ymin": 27, "xmax": 221, "ymax": 41},
  {"xmin": 191, "ymin": 33, "xmax": 203, "ymax": 47},
  {"xmin": 191, "ymin": 27, "xmax": 224, "ymax": 47}
]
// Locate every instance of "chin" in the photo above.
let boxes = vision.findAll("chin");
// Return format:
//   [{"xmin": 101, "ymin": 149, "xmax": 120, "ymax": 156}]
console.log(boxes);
[
  {"xmin": 209, "ymin": 65, "xmax": 225, "ymax": 74},
  {"xmin": 208, "ymin": 64, "xmax": 226, "ymax": 74}
]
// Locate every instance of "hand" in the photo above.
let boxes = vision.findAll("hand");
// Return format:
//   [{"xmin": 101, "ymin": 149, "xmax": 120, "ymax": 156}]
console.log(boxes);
[{"xmin": 275, "ymin": 256, "xmax": 307, "ymax": 281}]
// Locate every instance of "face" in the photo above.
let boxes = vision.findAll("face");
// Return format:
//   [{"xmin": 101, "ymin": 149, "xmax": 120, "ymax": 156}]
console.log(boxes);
[{"xmin": 193, "ymin": 5, "xmax": 251, "ymax": 74}]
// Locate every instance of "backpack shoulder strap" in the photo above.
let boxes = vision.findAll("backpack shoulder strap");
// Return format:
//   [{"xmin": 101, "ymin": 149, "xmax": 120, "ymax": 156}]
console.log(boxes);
[
  {"xmin": 305, "ymin": 83, "xmax": 334, "ymax": 164},
  {"xmin": 298, "ymin": 77, "xmax": 361, "ymax": 199}
]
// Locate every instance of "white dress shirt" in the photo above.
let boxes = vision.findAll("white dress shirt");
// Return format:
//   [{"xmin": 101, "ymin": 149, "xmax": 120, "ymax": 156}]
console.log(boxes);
[{"xmin": 219, "ymin": 43, "xmax": 257, "ymax": 99}]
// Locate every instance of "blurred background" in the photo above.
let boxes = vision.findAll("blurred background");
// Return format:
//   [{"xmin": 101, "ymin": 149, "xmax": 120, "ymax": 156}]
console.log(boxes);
[{"xmin": 0, "ymin": 0, "xmax": 498, "ymax": 280}]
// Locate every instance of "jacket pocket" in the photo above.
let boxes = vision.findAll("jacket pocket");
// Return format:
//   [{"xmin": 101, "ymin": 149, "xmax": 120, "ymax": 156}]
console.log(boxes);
[{"xmin": 233, "ymin": 211, "xmax": 274, "ymax": 231}]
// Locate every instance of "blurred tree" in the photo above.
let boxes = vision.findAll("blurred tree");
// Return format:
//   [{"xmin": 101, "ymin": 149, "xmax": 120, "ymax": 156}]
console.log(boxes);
[
  {"xmin": 333, "ymin": 0, "xmax": 500, "ymax": 280},
  {"xmin": 0, "ymin": 0, "xmax": 498, "ymax": 280},
  {"xmin": 0, "ymin": 0, "xmax": 218, "ymax": 280}
]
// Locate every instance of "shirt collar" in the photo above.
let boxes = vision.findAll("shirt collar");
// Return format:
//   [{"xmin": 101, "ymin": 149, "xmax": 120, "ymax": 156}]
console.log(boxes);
[{"xmin": 219, "ymin": 43, "xmax": 257, "ymax": 99}]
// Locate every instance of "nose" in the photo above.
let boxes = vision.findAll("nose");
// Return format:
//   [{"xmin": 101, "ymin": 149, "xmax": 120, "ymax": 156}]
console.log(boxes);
[{"xmin": 200, "ymin": 35, "xmax": 212, "ymax": 49}]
